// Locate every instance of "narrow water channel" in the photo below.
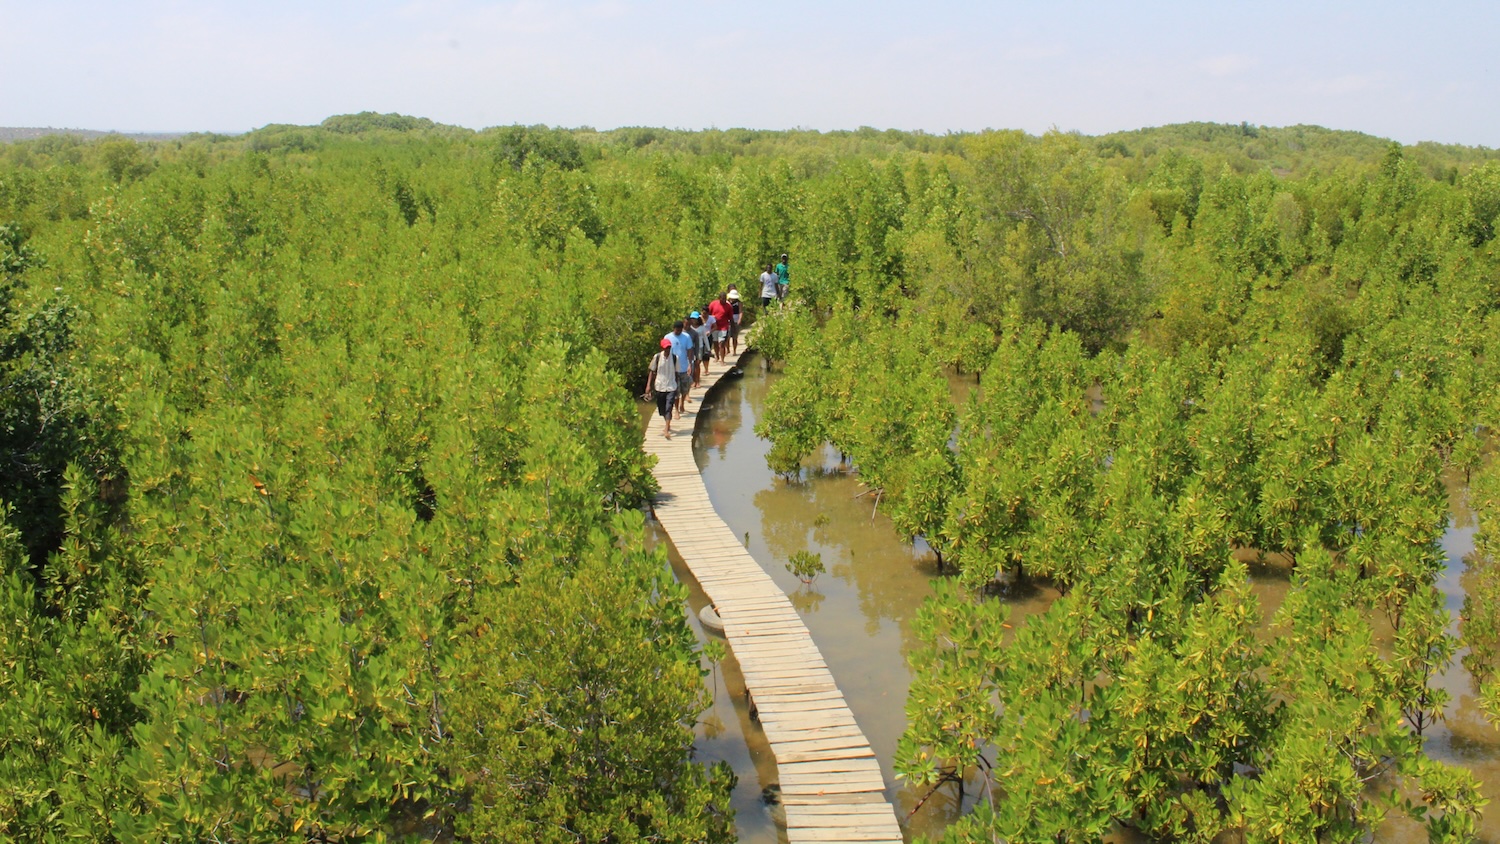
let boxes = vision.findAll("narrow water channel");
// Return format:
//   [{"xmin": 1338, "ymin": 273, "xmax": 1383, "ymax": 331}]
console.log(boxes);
[
  {"xmin": 662, "ymin": 355, "xmax": 1500, "ymax": 843},
  {"xmin": 664, "ymin": 358, "xmax": 1053, "ymax": 843}
]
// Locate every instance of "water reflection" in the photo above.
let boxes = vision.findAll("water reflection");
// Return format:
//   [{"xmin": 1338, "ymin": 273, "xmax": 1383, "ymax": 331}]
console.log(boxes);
[
  {"xmin": 647, "ymin": 524, "xmax": 786, "ymax": 844},
  {"xmin": 670, "ymin": 357, "xmax": 1499, "ymax": 843},
  {"xmin": 687, "ymin": 357, "xmax": 1063, "ymax": 840}
]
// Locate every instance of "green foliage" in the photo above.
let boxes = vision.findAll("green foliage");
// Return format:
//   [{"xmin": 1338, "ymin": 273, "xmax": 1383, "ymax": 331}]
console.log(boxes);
[
  {"xmin": 1, "ymin": 115, "xmax": 1497, "ymax": 842},
  {"xmin": 444, "ymin": 514, "xmax": 734, "ymax": 843},
  {"xmin": 0, "ymin": 276, "xmax": 122, "ymax": 569},
  {"xmin": 0, "ymin": 124, "xmax": 733, "ymax": 840},
  {"xmin": 1460, "ymin": 161, "xmax": 1500, "ymax": 246},
  {"xmin": 0, "ymin": 222, "xmax": 42, "ymax": 277},
  {"xmin": 721, "ymin": 121, "xmax": 1500, "ymax": 842},
  {"xmin": 96, "ymin": 136, "xmax": 155, "ymax": 184},
  {"xmin": 895, "ymin": 578, "xmax": 1006, "ymax": 794},
  {"xmin": 785, "ymin": 549, "xmax": 825, "ymax": 584},
  {"xmin": 748, "ymin": 297, "xmax": 797, "ymax": 367},
  {"xmin": 493, "ymin": 159, "xmax": 605, "ymax": 250},
  {"xmin": 320, "ymin": 111, "xmax": 442, "ymax": 134},
  {"xmin": 1464, "ymin": 462, "xmax": 1500, "ymax": 697},
  {"xmin": 487, "ymin": 124, "xmax": 587, "ymax": 172},
  {"xmin": 0, "ymin": 503, "xmax": 139, "ymax": 841}
]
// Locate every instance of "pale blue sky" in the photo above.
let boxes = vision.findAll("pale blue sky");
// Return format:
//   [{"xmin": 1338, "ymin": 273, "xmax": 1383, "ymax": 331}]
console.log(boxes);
[{"xmin": 3, "ymin": 0, "xmax": 1495, "ymax": 145}]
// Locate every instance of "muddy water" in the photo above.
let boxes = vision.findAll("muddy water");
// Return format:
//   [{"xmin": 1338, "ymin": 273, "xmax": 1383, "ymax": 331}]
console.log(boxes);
[
  {"xmin": 663, "ymin": 360, "xmax": 1057, "ymax": 842},
  {"xmin": 661, "ymin": 360, "xmax": 1500, "ymax": 843},
  {"xmin": 1410, "ymin": 480, "xmax": 1500, "ymax": 843}
]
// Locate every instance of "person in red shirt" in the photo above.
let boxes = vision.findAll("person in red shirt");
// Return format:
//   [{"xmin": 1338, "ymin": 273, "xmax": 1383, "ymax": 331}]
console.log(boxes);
[{"xmin": 706, "ymin": 292, "xmax": 732, "ymax": 362}]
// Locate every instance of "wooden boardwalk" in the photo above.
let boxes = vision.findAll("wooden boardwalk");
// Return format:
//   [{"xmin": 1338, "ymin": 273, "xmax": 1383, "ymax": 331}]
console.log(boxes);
[{"xmin": 644, "ymin": 339, "xmax": 905, "ymax": 844}]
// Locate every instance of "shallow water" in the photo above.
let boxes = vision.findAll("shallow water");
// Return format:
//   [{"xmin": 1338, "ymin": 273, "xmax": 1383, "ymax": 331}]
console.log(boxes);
[
  {"xmin": 1405, "ymin": 478, "xmax": 1500, "ymax": 843},
  {"xmin": 661, "ymin": 358, "xmax": 1500, "ymax": 842},
  {"xmin": 664, "ymin": 359, "xmax": 1055, "ymax": 842}
]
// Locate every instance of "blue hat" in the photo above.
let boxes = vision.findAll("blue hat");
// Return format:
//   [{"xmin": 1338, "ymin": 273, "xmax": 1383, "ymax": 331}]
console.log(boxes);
[{"xmin": 690, "ymin": 311, "xmax": 700, "ymax": 319}]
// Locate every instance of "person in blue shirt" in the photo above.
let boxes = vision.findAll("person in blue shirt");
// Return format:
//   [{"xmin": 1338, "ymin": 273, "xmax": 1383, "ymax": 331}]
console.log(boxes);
[
  {"xmin": 775, "ymin": 253, "xmax": 789, "ymax": 300},
  {"xmin": 663, "ymin": 320, "xmax": 694, "ymax": 417}
]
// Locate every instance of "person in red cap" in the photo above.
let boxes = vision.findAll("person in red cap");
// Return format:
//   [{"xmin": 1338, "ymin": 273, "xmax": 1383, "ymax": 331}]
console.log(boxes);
[{"xmin": 643, "ymin": 337, "xmax": 680, "ymax": 438}]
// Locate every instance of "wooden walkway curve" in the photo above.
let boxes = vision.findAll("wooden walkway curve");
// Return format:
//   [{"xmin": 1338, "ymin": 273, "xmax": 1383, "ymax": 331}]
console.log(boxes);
[{"xmin": 644, "ymin": 336, "xmax": 905, "ymax": 844}]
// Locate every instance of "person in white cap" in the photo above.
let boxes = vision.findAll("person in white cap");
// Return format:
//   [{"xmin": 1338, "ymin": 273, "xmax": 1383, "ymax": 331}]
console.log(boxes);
[{"xmin": 726, "ymin": 286, "xmax": 743, "ymax": 354}]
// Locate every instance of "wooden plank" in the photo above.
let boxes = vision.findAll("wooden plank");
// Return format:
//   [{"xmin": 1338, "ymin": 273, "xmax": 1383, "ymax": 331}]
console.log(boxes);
[
  {"xmin": 726, "ymin": 625, "xmax": 809, "ymax": 638},
  {"xmin": 762, "ymin": 719, "xmax": 866, "ymax": 735},
  {"xmin": 738, "ymin": 668, "xmax": 836, "ymax": 685},
  {"xmin": 737, "ymin": 664, "xmax": 832, "ymax": 682},
  {"xmin": 781, "ymin": 783, "xmax": 889, "ymax": 797},
  {"xmin": 722, "ymin": 611, "xmax": 803, "ymax": 624},
  {"xmin": 727, "ymin": 626, "xmax": 811, "ymax": 639},
  {"xmin": 780, "ymin": 759, "xmax": 885, "ymax": 776},
  {"xmin": 647, "ymin": 338, "xmax": 904, "ymax": 844},
  {"xmin": 780, "ymin": 776, "xmax": 887, "ymax": 792},
  {"xmin": 781, "ymin": 828, "xmax": 902, "ymax": 842},
  {"xmin": 714, "ymin": 605, "xmax": 798, "ymax": 617},
  {"xmin": 731, "ymin": 639, "xmax": 823, "ymax": 655},
  {"xmin": 784, "ymin": 830, "xmax": 900, "ymax": 840},
  {"xmin": 721, "ymin": 600, "xmax": 800, "ymax": 613},
  {"xmin": 729, "ymin": 637, "xmax": 822, "ymax": 652},
  {"xmin": 761, "ymin": 724, "xmax": 869, "ymax": 743},
  {"xmin": 780, "ymin": 790, "xmax": 894, "ymax": 806},
  {"xmin": 783, "ymin": 803, "xmax": 896, "ymax": 816},
  {"xmin": 699, "ymin": 575, "xmax": 780, "ymax": 589},
  {"xmin": 760, "ymin": 711, "xmax": 861, "ymax": 728},
  {"xmin": 778, "ymin": 746, "xmax": 878, "ymax": 764},
  {"xmin": 760, "ymin": 698, "xmax": 852, "ymax": 715},
  {"xmin": 749, "ymin": 673, "xmax": 841, "ymax": 688},
  {"xmin": 752, "ymin": 686, "xmax": 845, "ymax": 700}
]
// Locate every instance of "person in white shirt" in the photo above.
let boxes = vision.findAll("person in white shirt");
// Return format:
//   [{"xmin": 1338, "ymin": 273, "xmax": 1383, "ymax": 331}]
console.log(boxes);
[
  {"xmin": 643, "ymin": 338, "xmax": 679, "ymax": 437},
  {"xmin": 759, "ymin": 263, "xmax": 779, "ymax": 307}
]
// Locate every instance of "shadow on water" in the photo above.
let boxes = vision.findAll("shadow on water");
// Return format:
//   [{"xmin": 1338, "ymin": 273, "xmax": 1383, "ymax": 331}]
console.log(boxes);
[{"xmin": 649, "ymin": 359, "xmax": 1500, "ymax": 843}]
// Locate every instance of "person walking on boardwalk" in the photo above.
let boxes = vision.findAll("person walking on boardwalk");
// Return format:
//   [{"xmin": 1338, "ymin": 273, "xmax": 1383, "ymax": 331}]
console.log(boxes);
[
  {"xmin": 707, "ymin": 291, "xmax": 731, "ymax": 362},
  {"xmin": 685, "ymin": 311, "xmax": 704, "ymax": 390},
  {"xmin": 643, "ymin": 338, "xmax": 680, "ymax": 438},
  {"xmin": 665, "ymin": 320, "xmax": 693, "ymax": 416},
  {"xmin": 726, "ymin": 287, "xmax": 743, "ymax": 354},
  {"xmin": 775, "ymin": 253, "xmax": 790, "ymax": 300},
  {"xmin": 759, "ymin": 263, "xmax": 779, "ymax": 308},
  {"xmin": 690, "ymin": 310, "xmax": 715, "ymax": 388}
]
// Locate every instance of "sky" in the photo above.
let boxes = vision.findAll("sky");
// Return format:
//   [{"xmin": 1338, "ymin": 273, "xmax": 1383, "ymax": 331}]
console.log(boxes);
[{"xmin": 2, "ymin": 0, "xmax": 1496, "ymax": 146}]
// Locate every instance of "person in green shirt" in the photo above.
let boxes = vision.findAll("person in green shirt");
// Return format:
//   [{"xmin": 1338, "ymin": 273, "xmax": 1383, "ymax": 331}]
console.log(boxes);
[{"xmin": 775, "ymin": 253, "xmax": 789, "ymax": 300}]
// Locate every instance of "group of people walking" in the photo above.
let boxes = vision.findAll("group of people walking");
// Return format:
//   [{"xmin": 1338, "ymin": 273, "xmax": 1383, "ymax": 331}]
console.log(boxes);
[
  {"xmin": 644, "ymin": 255, "xmax": 789, "ymax": 438},
  {"xmin": 760, "ymin": 253, "xmax": 790, "ymax": 306}
]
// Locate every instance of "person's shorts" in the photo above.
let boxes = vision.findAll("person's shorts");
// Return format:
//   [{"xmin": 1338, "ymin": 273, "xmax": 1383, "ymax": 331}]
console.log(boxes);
[
  {"xmin": 762, "ymin": 296, "xmax": 774, "ymax": 307},
  {"xmin": 712, "ymin": 329, "xmax": 727, "ymax": 343},
  {"xmin": 729, "ymin": 319, "xmax": 741, "ymax": 337},
  {"xmin": 654, "ymin": 390, "xmax": 675, "ymax": 418}
]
